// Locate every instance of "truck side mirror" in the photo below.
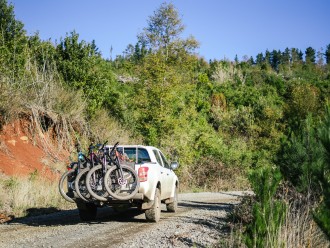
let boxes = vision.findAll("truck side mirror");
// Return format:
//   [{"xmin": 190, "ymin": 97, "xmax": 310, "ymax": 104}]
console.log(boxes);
[{"xmin": 170, "ymin": 162, "xmax": 179, "ymax": 170}]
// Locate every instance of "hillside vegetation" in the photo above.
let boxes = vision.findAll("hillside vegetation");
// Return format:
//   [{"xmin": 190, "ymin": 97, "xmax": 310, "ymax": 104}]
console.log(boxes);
[{"xmin": 1, "ymin": 1, "xmax": 330, "ymax": 246}]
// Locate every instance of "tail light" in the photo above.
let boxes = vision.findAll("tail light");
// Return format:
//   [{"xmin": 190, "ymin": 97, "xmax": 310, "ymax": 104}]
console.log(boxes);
[{"xmin": 138, "ymin": 167, "xmax": 149, "ymax": 182}]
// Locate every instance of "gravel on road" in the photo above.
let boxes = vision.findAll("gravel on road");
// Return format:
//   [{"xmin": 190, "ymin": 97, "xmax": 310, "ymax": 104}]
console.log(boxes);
[{"xmin": 0, "ymin": 192, "xmax": 248, "ymax": 248}]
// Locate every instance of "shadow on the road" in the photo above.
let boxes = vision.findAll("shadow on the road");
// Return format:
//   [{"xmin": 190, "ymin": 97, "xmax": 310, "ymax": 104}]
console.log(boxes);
[
  {"xmin": 7, "ymin": 207, "xmax": 146, "ymax": 227},
  {"xmin": 179, "ymin": 200, "xmax": 236, "ymax": 211},
  {"xmin": 218, "ymin": 191, "xmax": 253, "ymax": 198},
  {"xmin": 6, "ymin": 197, "xmax": 238, "ymax": 227}
]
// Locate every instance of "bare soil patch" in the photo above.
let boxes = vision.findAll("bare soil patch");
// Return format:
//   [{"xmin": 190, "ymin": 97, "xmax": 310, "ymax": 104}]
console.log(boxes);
[{"xmin": 0, "ymin": 120, "xmax": 66, "ymax": 180}]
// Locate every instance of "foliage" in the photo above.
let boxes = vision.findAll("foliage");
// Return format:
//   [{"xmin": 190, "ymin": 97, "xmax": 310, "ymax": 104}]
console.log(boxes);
[
  {"xmin": 314, "ymin": 105, "xmax": 330, "ymax": 238},
  {"xmin": 277, "ymin": 116, "xmax": 324, "ymax": 193},
  {"xmin": 244, "ymin": 166, "xmax": 286, "ymax": 248},
  {"xmin": 1, "ymin": 2, "xmax": 330, "ymax": 240},
  {"xmin": 138, "ymin": 2, "xmax": 199, "ymax": 60},
  {"xmin": 0, "ymin": 0, "xmax": 27, "ymax": 79},
  {"xmin": 56, "ymin": 31, "xmax": 119, "ymax": 116}
]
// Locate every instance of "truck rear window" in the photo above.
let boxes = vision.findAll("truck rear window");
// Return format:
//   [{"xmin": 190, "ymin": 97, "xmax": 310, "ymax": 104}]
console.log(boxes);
[
  {"xmin": 109, "ymin": 146, "xmax": 151, "ymax": 164},
  {"xmin": 138, "ymin": 148, "xmax": 151, "ymax": 163},
  {"xmin": 124, "ymin": 148, "xmax": 137, "ymax": 162}
]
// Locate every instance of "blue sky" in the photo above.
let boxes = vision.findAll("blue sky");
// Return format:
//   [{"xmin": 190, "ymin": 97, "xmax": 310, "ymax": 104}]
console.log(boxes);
[{"xmin": 9, "ymin": 0, "xmax": 330, "ymax": 61}]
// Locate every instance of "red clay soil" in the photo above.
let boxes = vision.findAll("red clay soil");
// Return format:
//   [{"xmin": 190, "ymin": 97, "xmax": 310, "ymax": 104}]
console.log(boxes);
[{"xmin": 0, "ymin": 120, "xmax": 68, "ymax": 180}]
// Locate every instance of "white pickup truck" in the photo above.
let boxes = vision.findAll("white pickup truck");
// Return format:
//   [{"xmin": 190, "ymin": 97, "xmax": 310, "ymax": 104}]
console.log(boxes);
[{"xmin": 76, "ymin": 145, "xmax": 179, "ymax": 222}]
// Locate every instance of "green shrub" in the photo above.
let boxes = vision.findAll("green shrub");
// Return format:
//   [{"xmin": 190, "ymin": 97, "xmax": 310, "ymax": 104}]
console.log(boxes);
[{"xmin": 244, "ymin": 166, "xmax": 286, "ymax": 248}]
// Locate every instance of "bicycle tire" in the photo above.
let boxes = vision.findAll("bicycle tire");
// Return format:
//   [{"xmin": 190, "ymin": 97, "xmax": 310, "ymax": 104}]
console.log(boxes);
[
  {"xmin": 85, "ymin": 165, "xmax": 110, "ymax": 201},
  {"xmin": 74, "ymin": 167, "xmax": 92, "ymax": 202},
  {"xmin": 58, "ymin": 170, "xmax": 76, "ymax": 203},
  {"xmin": 104, "ymin": 164, "xmax": 140, "ymax": 201}
]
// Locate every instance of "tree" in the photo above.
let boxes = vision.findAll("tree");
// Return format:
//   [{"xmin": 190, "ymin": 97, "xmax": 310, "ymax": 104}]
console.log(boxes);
[
  {"xmin": 305, "ymin": 46, "xmax": 316, "ymax": 64},
  {"xmin": 256, "ymin": 53, "xmax": 264, "ymax": 65},
  {"xmin": 325, "ymin": 44, "xmax": 330, "ymax": 65},
  {"xmin": 265, "ymin": 50, "xmax": 271, "ymax": 65},
  {"xmin": 138, "ymin": 2, "xmax": 198, "ymax": 59},
  {"xmin": 270, "ymin": 49, "xmax": 282, "ymax": 70},
  {"xmin": 314, "ymin": 105, "xmax": 330, "ymax": 238},
  {"xmin": 282, "ymin": 48, "xmax": 290, "ymax": 65},
  {"xmin": 139, "ymin": 3, "xmax": 183, "ymax": 51},
  {"xmin": 291, "ymin": 48, "xmax": 303, "ymax": 63},
  {"xmin": 0, "ymin": 0, "xmax": 27, "ymax": 78},
  {"xmin": 316, "ymin": 47, "xmax": 324, "ymax": 66},
  {"xmin": 56, "ymin": 31, "xmax": 100, "ymax": 85},
  {"xmin": 56, "ymin": 31, "xmax": 117, "ymax": 115},
  {"xmin": 28, "ymin": 33, "xmax": 57, "ymax": 72},
  {"xmin": 249, "ymin": 56, "xmax": 255, "ymax": 65},
  {"xmin": 234, "ymin": 54, "xmax": 239, "ymax": 63}
]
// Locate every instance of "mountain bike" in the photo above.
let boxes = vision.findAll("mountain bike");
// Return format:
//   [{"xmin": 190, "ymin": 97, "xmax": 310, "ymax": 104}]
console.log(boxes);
[
  {"xmin": 86, "ymin": 142, "xmax": 139, "ymax": 201},
  {"xmin": 58, "ymin": 162, "xmax": 78, "ymax": 203},
  {"xmin": 104, "ymin": 142, "xmax": 140, "ymax": 200},
  {"xmin": 74, "ymin": 142, "xmax": 107, "ymax": 202},
  {"xmin": 85, "ymin": 141, "xmax": 113, "ymax": 201},
  {"xmin": 58, "ymin": 144, "xmax": 88, "ymax": 203}
]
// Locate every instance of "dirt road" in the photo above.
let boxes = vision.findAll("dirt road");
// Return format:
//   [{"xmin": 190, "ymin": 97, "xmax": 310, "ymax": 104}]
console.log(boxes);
[{"xmin": 0, "ymin": 192, "xmax": 246, "ymax": 248}]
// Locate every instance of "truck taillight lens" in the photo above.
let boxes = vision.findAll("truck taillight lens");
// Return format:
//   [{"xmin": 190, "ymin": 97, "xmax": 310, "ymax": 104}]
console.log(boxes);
[{"xmin": 138, "ymin": 167, "xmax": 149, "ymax": 182}]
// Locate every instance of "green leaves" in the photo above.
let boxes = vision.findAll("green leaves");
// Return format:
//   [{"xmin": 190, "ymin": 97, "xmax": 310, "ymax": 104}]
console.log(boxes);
[
  {"xmin": 0, "ymin": 0, "xmax": 28, "ymax": 78},
  {"xmin": 245, "ymin": 166, "xmax": 286, "ymax": 248},
  {"xmin": 138, "ymin": 2, "xmax": 198, "ymax": 60}
]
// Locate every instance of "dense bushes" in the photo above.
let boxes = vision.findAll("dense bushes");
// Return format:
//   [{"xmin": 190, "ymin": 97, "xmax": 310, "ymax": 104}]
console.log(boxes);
[{"xmin": 1, "ymin": 1, "xmax": 330, "ymax": 242}]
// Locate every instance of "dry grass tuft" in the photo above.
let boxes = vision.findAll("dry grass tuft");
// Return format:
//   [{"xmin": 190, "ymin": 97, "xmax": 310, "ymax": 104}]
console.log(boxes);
[
  {"xmin": 279, "ymin": 199, "xmax": 329, "ymax": 248},
  {"xmin": 0, "ymin": 173, "xmax": 73, "ymax": 218}
]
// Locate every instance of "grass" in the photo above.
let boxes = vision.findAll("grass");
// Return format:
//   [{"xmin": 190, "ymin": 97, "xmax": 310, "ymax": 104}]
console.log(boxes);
[
  {"xmin": 225, "ymin": 194, "xmax": 330, "ymax": 248},
  {"xmin": 0, "ymin": 173, "xmax": 73, "ymax": 218},
  {"xmin": 278, "ymin": 200, "xmax": 329, "ymax": 248}
]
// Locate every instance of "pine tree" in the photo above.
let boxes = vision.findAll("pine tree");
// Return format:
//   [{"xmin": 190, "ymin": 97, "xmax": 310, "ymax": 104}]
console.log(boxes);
[
  {"xmin": 305, "ymin": 46, "xmax": 316, "ymax": 64},
  {"xmin": 325, "ymin": 44, "xmax": 330, "ymax": 65},
  {"xmin": 282, "ymin": 48, "xmax": 291, "ymax": 65},
  {"xmin": 256, "ymin": 53, "xmax": 263, "ymax": 65},
  {"xmin": 265, "ymin": 50, "xmax": 271, "ymax": 65},
  {"xmin": 270, "ymin": 49, "xmax": 282, "ymax": 70}
]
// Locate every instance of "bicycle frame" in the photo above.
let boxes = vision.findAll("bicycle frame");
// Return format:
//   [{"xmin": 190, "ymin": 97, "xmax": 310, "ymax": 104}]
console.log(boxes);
[{"xmin": 107, "ymin": 142, "xmax": 127, "ymax": 186}]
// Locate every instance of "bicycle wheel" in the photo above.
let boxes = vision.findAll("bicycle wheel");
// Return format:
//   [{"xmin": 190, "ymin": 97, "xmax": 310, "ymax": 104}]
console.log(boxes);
[
  {"xmin": 58, "ymin": 170, "xmax": 76, "ymax": 203},
  {"xmin": 75, "ymin": 167, "xmax": 92, "ymax": 202},
  {"xmin": 85, "ymin": 165, "xmax": 110, "ymax": 201},
  {"xmin": 104, "ymin": 164, "xmax": 140, "ymax": 201}
]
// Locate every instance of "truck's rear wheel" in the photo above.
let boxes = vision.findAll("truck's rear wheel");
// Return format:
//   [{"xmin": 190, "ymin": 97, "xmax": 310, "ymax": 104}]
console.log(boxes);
[
  {"xmin": 166, "ymin": 186, "xmax": 178, "ymax": 212},
  {"xmin": 145, "ymin": 188, "xmax": 161, "ymax": 222},
  {"xmin": 77, "ymin": 202, "xmax": 97, "ymax": 221}
]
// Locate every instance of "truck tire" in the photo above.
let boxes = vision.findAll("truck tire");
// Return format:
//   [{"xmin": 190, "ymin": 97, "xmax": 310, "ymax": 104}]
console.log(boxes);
[
  {"xmin": 145, "ymin": 188, "xmax": 161, "ymax": 222},
  {"xmin": 166, "ymin": 186, "xmax": 178, "ymax": 212},
  {"xmin": 77, "ymin": 202, "xmax": 97, "ymax": 221}
]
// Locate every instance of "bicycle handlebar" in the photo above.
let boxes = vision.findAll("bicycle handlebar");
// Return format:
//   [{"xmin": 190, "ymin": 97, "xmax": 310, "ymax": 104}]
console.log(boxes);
[
  {"xmin": 88, "ymin": 140, "xmax": 108, "ymax": 151},
  {"xmin": 109, "ymin": 141, "xmax": 120, "ymax": 155}
]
